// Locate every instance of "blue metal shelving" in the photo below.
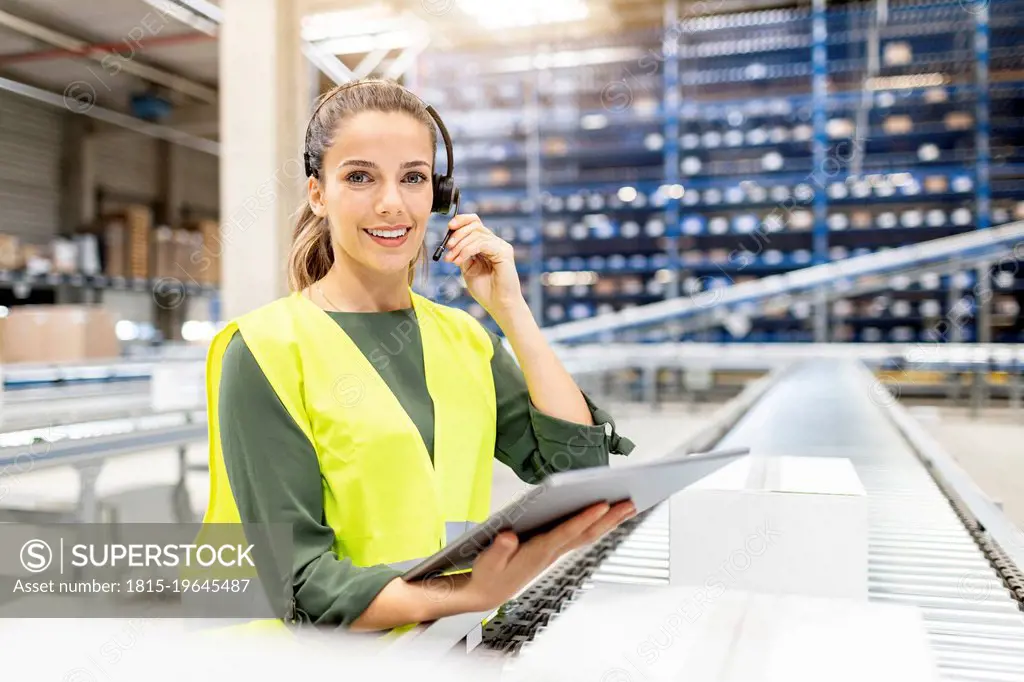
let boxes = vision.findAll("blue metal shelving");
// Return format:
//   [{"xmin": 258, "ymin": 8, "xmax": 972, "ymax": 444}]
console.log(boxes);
[{"xmin": 414, "ymin": 0, "xmax": 1024, "ymax": 343}]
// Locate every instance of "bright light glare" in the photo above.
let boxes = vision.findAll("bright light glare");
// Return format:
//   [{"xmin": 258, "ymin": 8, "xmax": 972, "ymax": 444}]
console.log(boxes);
[
  {"xmin": 302, "ymin": 6, "xmax": 395, "ymax": 41},
  {"xmin": 667, "ymin": 184, "xmax": 685, "ymax": 199},
  {"xmin": 617, "ymin": 186, "xmax": 638, "ymax": 202},
  {"xmin": 116, "ymin": 320, "xmax": 139, "ymax": 342},
  {"xmin": 182, "ymin": 320, "xmax": 217, "ymax": 343},
  {"xmin": 457, "ymin": 0, "xmax": 589, "ymax": 29}
]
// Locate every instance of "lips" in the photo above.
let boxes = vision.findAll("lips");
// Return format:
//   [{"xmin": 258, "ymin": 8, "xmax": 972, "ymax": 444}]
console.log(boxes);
[{"xmin": 363, "ymin": 225, "xmax": 411, "ymax": 248}]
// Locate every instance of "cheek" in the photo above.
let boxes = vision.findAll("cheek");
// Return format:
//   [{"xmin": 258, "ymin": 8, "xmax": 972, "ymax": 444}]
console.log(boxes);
[
  {"xmin": 326, "ymin": 187, "xmax": 363, "ymax": 224},
  {"xmin": 409, "ymin": 185, "xmax": 434, "ymax": 215}
]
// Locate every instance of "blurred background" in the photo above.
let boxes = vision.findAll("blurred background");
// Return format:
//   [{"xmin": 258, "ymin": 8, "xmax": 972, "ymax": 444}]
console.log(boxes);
[{"xmin": 0, "ymin": 0, "xmax": 1022, "ymax": 677}]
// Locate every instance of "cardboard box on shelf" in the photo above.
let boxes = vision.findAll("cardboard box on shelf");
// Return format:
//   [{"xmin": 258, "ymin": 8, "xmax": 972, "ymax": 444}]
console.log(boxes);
[
  {"xmin": 593, "ymin": 278, "xmax": 618, "ymax": 296},
  {"xmin": 944, "ymin": 111, "xmax": 974, "ymax": 131},
  {"xmin": 190, "ymin": 219, "xmax": 221, "ymax": 286},
  {"xmin": 924, "ymin": 175, "xmax": 949, "ymax": 194},
  {"xmin": 21, "ymin": 244, "xmax": 52, "ymax": 276},
  {"xmin": 97, "ymin": 205, "xmax": 152, "ymax": 280},
  {"xmin": 883, "ymin": 115, "xmax": 913, "ymax": 135},
  {"xmin": 51, "ymin": 238, "xmax": 79, "ymax": 274},
  {"xmin": 75, "ymin": 233, "xmax": 100, "ymax": 275},
  {"xmin": 1, "ymin": 305, "xmax": 120, "ymax": 364},
  {"xmin": 102, "ymin": 220, "xmax": 127, "ymax": 278},
  {"xmin": 125, "ymin": 205, "xmax": 152, "ymax": 280},
  {"xmin": 0, "ymin": 234, "xmax": 21, "ymax": 270}
]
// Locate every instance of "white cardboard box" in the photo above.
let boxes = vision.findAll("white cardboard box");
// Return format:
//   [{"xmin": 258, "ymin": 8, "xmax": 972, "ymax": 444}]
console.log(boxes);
[
  {"xmin": 669, "ymin": 454, "xmax": 868, "ymax": 600},
  {"xmin": 508, "ymin": 587, "xmax": 939, "ymax": 682}
]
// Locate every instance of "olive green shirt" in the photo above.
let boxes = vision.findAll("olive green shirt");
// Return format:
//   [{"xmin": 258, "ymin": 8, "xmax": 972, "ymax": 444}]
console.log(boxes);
[{"xmin": 217, "ymin": 307, "xmax": 635, "ymax": 628}]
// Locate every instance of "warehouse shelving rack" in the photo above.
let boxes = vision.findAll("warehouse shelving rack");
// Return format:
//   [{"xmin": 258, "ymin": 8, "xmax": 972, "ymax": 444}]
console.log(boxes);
[{"xmin": 411, "ymin": 0, "xmax": 1024, "ymax": 343}]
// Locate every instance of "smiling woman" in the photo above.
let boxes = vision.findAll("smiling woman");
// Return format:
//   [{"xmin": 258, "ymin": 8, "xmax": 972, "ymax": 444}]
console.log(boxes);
[
  {"xmin": 288, "ymin": 82, "xmax": 441, "ymax": 295},
  {"xmin": 200, "ymin": 78, "xmax": 636, "ymax": 638}
]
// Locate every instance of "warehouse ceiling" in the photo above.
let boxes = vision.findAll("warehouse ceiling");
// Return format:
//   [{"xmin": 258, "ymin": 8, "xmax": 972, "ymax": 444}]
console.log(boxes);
[{"xmin": 0, "ymin": 0, "xmax": 809, "ymax": 147}]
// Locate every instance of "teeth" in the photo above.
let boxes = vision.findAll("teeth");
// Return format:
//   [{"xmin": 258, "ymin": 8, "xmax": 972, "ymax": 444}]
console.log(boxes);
[{"xmin": 367, "ymin": 228, "xmax": 408, "ymax": 238}]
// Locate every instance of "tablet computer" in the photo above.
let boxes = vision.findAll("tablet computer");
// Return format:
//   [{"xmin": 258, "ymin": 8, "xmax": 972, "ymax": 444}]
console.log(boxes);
[{"xmin": 402, "ymin": 446, "xmax": 750, "ymax": 582}]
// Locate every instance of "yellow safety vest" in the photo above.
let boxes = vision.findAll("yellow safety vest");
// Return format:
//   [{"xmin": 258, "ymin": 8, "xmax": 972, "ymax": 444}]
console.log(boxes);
[{"xmin": 199, "ymin": 289, "xmax": 497, "ymax": 633}]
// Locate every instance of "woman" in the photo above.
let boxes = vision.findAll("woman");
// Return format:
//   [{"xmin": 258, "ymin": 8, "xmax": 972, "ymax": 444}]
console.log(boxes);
[{"xmin": 202, "ymin": 78, "xmax": 636, "ymax": 634}]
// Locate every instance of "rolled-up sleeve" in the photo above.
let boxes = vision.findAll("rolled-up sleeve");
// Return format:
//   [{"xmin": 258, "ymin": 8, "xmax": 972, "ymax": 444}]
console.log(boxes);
[{"xmin": 488, "ymin": 331, "xmax": 635, "ymax": 485}]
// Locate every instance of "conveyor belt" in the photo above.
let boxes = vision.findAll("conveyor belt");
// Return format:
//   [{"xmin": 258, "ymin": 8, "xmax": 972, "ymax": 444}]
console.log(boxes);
[
  {"xmin": 482, "ymin": 360, "xmax": 1024, "ymax": 681},
  {"xmin": 0, "ymin": 383, "xmax": 156, "ymax": 437}
]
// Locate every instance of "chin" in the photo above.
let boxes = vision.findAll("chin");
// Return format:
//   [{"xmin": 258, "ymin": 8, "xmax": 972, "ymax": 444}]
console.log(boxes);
[{"xmin": 365, "ymin": 251, "xmax": 420, "ymax": 276}]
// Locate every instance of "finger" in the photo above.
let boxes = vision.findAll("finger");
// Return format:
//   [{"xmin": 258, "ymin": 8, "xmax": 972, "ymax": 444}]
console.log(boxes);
[
  {"xmin": 450, "ymin": 233, "xmax": 496, "ymax": 268},
  {"xmin": 564, "ymin": 503, "xmax": 636, "ymax": 551},
  {"xmin": 542, "ymin": 503, "xmax": 611, "ymax": 554},
  {"xmin": 445, "ymin": 233, "xmax": 479, "ymax": 266},
  {"xmin": 447, "ymin": 213, "xmax": 482, "ymax": 231},
  {"xmin": 475, "ymin": 531, "xmax": 518, "ymax": 573},
  {"xmin": 443, "ymin": 220, "xmax": 483, "ymax": 252}
]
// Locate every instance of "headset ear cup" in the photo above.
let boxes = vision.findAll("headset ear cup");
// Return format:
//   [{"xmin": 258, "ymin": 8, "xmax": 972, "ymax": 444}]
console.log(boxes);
[{"xmin": 432, "ymin": 174, "xmax": 454, "ymax": 215}]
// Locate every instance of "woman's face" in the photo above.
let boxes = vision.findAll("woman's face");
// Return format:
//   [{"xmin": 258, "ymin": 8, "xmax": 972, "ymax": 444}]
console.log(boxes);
[{"xmin": 309, "ymin": 110, "xmax": 434, "ymax": 279}]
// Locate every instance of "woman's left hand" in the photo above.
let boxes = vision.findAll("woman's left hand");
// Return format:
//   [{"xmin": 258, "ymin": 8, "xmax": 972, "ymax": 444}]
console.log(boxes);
[{"xmin": 442, "ymin": 214, "xmax": 525, "ymax": 318}]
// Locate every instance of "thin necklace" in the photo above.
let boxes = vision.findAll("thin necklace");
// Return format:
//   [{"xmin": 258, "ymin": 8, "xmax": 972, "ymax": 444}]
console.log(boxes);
[
  {"xmin": 316, "ymin": 282, "xmax": 343, "ymax": 312},
  {"xmin": 316, "ymin": 281, "xmax": 409, "ymax": 313}
]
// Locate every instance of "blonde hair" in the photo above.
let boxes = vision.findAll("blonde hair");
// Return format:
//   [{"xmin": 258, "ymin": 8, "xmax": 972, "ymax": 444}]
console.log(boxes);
[{"xmin": 287, "ymin": 79, "xmax": 437, "ymax": 293}]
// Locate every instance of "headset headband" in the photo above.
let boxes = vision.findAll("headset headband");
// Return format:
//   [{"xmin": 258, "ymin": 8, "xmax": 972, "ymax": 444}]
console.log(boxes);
[{"xmin": 301, "ymin": 79, "xmax": 454, "ymax": 184}]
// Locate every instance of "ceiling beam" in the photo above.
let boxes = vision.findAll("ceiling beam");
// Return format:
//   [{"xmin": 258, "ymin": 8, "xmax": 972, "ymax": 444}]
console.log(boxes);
[
  {"xmin": 0, "ymin": 74, "xmax": 219, "ymax": 155},
  {"xmin": 0, "ymin": 9, "xmax": 218, "ymax": 103},
  {"xmin": 0, "ymin": 31, "xmax": 214, "ymax": 65}
]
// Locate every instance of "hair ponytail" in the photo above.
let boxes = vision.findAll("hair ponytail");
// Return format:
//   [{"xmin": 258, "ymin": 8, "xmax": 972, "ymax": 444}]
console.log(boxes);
[{"xmin": 287, "ymin": 203, "xmax": 333, "ymax": 293}]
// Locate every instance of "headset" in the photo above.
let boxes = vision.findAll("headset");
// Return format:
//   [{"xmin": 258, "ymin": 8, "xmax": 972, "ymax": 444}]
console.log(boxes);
[{"xmin": 301, "ymin": 79, "xmax": 460, "ymax": 262}]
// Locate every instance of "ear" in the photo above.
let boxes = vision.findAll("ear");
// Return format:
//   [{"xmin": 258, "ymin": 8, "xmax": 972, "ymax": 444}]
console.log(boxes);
[{"xmin": 307, "ymin": 176, "xmax": 326, "ymax": 217}]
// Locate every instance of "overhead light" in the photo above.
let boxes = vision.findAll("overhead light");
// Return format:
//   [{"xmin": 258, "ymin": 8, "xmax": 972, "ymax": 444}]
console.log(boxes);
[
  {"xmin": 667, "ymin": 184, "xmax": 685, "ymax": 199},
  {"xmin": 456, "ymin": 0, "xmax": 589, "ymax": 30},
  {"xmin": 302, "ymin": 6, "xmax": 397, "ymax": 42},
  {"xmin": 617, "ymin": 186, "xmax": 638, "ymax": 203},
  {"xmin": 581, "ymin": 114, "xmax": 607, "ymax": 130},
  {"xmin": 140, "ymin": 0, "xmax": 218, "ymax": 35}
]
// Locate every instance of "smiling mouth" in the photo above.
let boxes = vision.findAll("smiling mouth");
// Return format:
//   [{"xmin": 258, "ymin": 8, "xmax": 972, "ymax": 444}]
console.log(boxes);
[{"xmin": 364, "ymin": 226, "xmax": 410, "ymax": 240}]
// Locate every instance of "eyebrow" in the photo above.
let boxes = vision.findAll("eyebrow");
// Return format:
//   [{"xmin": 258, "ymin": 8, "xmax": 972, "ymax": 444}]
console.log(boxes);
[{"xmin": 338, "ymin": 159, "xmax": 430, "ymax": 170}]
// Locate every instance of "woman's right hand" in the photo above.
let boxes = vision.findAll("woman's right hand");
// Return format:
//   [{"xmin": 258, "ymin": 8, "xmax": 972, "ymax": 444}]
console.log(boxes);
[
  {"xmin": 350, "ymin": 501, "xmax": 637, "ymax": 631},
  {"xmin": 456, "ymin": 500, "xmax": 637, "ymax": 613}
]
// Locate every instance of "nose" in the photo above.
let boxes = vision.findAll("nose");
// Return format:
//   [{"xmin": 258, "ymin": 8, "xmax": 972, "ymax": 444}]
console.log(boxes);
[{"xmin": 374, "ymin": 178, "xmax": 405, "ymax": 217}]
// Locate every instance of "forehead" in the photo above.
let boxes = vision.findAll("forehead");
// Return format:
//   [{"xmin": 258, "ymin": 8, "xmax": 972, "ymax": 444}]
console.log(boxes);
[{"xmin": 329, "ymin": 110, "xmax": 433, "ymax": 160}]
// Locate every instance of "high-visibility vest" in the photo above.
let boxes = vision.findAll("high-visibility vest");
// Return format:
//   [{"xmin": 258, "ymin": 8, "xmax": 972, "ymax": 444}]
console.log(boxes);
[{"xmin": 199, "ymin": 289, "xmax": 497, "ymax": 632}]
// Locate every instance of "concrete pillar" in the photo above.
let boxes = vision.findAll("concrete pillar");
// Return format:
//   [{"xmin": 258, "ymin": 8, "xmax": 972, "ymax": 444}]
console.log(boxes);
[{"xmin": 220, "ymin": 0, "xmax": 310, "ymax": 321}]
